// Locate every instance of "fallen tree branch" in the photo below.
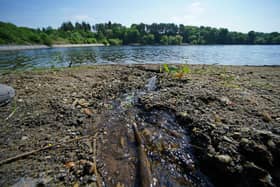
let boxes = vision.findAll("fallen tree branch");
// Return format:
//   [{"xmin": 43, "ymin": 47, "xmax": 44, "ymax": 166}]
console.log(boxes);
[
  {"xmin": 0, "ymin": 135, "xmax": 92, "ymax": 166},
  {"xmin": 91, "ymin": 133, "xmax": 102, "ymax": 187},
  {"xmin": 132, "ymin": 123, "xmax": 152, "ymax": 187}
]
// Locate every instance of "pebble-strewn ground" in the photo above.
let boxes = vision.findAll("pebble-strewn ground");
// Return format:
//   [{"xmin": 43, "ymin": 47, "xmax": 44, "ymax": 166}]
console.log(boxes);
[{"xmin": 0, "ymin": 64, "xmax": 279, "ymax": 187}]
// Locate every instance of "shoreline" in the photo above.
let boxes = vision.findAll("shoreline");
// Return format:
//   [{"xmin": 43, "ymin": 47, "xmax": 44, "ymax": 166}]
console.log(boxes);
[
  {"xmin": 0, "ymin": 43, "xmax": 104, "ymax": 51},
  {"xmin": 1, "ymin": 44, "xmax": 280, "ymax": 52}
]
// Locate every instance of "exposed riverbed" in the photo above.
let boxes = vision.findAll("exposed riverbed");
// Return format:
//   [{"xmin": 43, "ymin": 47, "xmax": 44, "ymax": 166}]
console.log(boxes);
[{"xmin": 0, "ymin": 64, "xmax": 279, "ymax": 186}]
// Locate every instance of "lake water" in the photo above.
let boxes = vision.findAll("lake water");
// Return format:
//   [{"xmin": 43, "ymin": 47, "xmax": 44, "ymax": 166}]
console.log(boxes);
[{"xmin": 0, "ymin": 45, "xmax": 279, "ymax": 71}]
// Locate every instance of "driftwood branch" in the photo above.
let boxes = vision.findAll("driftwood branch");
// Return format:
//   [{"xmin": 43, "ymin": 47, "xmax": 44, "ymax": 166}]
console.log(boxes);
[
  {"xmin": 132, "ymin": 123, "xmax": 152, "ymax": 187},
  {"xmin": 0, "ymin": 135, "xmax": 92, "ymax": 166},
  {"xmin": 91, "ymin": 133, "xmax": 102, "ymax": 187}
]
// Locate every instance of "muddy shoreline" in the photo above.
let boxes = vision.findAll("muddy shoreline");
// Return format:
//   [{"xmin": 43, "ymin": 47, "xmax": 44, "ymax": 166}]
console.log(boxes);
[
  {"xmin": 0, "ymin": 64, "xmax": 279, "ymax": 186},
  {"xmin": 0, "ymin": 44, "xmax": 104, "ymax": 51}
]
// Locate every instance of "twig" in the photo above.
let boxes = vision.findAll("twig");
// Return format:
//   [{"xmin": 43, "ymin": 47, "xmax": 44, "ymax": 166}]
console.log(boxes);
[
  {"xmin": 0, "ymin": 135, "xmax": 91, "ymax": 166},
  {"xmin": 5, "ymin": 107, "xmax": 17, "ymax": 121}
]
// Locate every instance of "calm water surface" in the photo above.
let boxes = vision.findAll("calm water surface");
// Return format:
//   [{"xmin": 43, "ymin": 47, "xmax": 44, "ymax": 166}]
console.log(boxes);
[{"xmin": 0, "ymin": 45, "xmax": 279, "ymax": 71}]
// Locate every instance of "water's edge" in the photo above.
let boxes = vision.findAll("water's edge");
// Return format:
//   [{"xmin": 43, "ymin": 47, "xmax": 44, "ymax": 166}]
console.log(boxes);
[{"xmin": 0, "ymin": 44, "xmax": 104, "ymax": 51}]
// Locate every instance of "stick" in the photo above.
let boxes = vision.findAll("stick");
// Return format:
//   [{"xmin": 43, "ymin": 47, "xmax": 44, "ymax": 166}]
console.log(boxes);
[
  {"xmin": 90, "ymin": 133, "xmax": 102, "ymax": 187},
  {"xmin": 0, "ymin": 135, "xmax": 91, "ymax": 166},
  {"xmin": 5, "ymin": 107, "xmax": 17, "ymax": 121},
  {"xmin": 132, "ymin": 123, "xmax": 152, "ymax": 187}
]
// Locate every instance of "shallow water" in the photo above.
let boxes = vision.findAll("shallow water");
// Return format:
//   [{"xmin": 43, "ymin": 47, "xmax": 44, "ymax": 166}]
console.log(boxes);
[
  {"xmin": 92, "ymin": 77, "xmax": 214, "ymax": 186},
  {"xmin": 0, "ymin": 45, "xmax": 280, "ymax": 71}
]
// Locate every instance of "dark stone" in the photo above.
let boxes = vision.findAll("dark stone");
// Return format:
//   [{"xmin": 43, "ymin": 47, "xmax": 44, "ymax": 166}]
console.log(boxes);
[{"xmin": 240, "ymin": 142, "xmax": 273, "ymax": 169}]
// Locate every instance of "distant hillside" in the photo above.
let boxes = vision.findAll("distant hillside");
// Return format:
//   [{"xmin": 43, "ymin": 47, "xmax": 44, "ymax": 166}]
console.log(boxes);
[
  {"xmin": 0, "ymin": 21, "xmax": 280, "ymax": 46},
  {"xmin": 0, "ymin": 22, "xmax": 52, "ymax": 45}
]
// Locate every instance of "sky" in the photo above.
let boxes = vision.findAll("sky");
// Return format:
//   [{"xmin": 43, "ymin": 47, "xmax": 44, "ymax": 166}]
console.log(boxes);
[{"xmin": 0, "ymin": 0, "xmax": 279, "ymax": 33}]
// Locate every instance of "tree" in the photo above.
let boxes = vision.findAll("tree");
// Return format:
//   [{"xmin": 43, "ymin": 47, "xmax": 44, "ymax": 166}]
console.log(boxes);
[
  {"xmin": 248, "ymin": 31, "xmax": 256, "ymax": 44},
  {"xmin": 60, "ymin": 21, "xmax": 74, "ymax": 31},
  {"xmin": 1, "ymin": 20, "xmax": 280, "ymax": 45},
  {"xmin": 124, "ymin": 28, "xmax": 140, "ymax": 44},
  {"xmin": 142, "ymin": 34, "xmax": 155, "ymax": 45},
  {"xmin": 160, "ymin": 35, "xmax": 168, "ymax": 45},
  {"xmin": 168, "ymin": 35, "xmax": 183, "ymax": 45},
  {"xmin": 108, "ymin": 38, "xmax": 122, "ymax": 45},
  {"xmin": 40, "ymin": 33, "xmax": 52, "ymax": 46},
  {"xmin": 218, "ymin": 28, "xmax": 229, "ymax": 44}
]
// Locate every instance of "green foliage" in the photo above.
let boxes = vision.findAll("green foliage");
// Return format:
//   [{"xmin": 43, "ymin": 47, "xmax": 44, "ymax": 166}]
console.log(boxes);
[
  {"xmin": 124, "ymin": 28, "xmax": 140, "ymax": 44},
  {"xmin": 0, "ymin": 21, "xmax": 280, "ymax": 45},
  {"xmin": 93, "ymin": 22, "xmax": 280, "ymax": 45},
  {"xmin": 163, "ymin": 64, "xmax": 170, "ymax": 73},
  {"xmin": 169, "ymin": 66, "xmax": 179, "ymax": 73},
  {"xmin": 142, "ymin": 34, "xmax": 155, "ymax": 45},
  {"xmin": 182, "ymin": 65, "xmax": 190, "ymax": 74},
  {"xmin": 85, "ymin": 38, "xmax": 97, "ymax": 44},
  {"xmin": 108, "ymin": 38, "xmax": 123, "ymax": 45},
  {"xmin": 160, "ymin": 35, "xmax": 169, "ymax": 45},
  {"xmin": 99, "ymin": 38, "xmax": 109, "ymax": 45},
  {"xmin": 162, "ymin": 64, "xmax": 190, "ymax": 78},
  {"xmin": 0, "ymin": 38, "xmax": 4, "ymax": 44},
  {"xmin": 69, "ymin": 31, "xmax": 84, "ymax": 44},
  {"xmin": 168, "ymin": 35, "xmax": 183, "ymax": 45},
  {"xmin": 40, "ymin": 33, "xmax": 52, "ymax": 46}
]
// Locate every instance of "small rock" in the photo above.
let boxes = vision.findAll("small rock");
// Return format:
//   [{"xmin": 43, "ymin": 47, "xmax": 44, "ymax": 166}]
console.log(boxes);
[
  {"xmin": 153, "ymin": 178, "xmax": 158, "ymax": 186},
  {"xmin": 240, "ymin": 127, "xmax": 250, "ymax": 132},
  {"xmin": 64, "ymin": 161, "xmax": 75, "ymax": 169},
  {"xmin": 78, "ymin": 99, "xmax": 89, "ymax": 107},
  {"xmin": 262, "ymin": 111, "xmax": 272, "ymax": 122},
  {"xmin": 232, "ymin": 132, "xmax": 241, "ymax": 139},
  {"xmin": 21, "ymin": 136, "xmax": 28, "ymax": 140},
  {"xmin": 44, "ymin": 156, "xmax": 51, "ymax": 159},
  {"xmin": 219, "ymin": 96, "xmax": 232, "ymax": 105},
  {"xmin": 72, "ymin": 99, "xmax": 79, "ymax": 108},
  {"xmin": 85, "ymin": 175, "xmax": 97, "ymax": 183},
  {"xmin": 259, "ymin": 174, "xmax": 274, "ymax": 187},
  {"xmin": 267, "ymin": 140, "xmax": 276, "ymax": 149},
  {"xmin": 179, "ymin": 111, "xmax": 188, "ymax": 117},
  {"xmin": 18, "ymin": 99, "xmax": 24, "ymax": 102},
  {"xmin": 83, "ymin": 108, "xmax": 94, "ymax": 116},
  {"xmin": 214, "ymin": 114, "xmax": 221, "ymax": 123},
  {"xmin": 223, "ymin": 136, "xmax": 233, "ymax": 143},
  {"xmin": 207, "ymin": 145, "xmax": 216, "ymax": 155},
  {"xmin": 241, "ymin": 138, "xmax": 249, "ymax": 144},
  {"xmin": 208, "ymin": 123, "xmax": 216, "ymax": 129},
  {"xmin": 215, "ymin": 154, "xmax": 232, "ymax": 164},
  {"xmin": 176, "ymin": 111, "xmax": 193, "ymax": 125},
  {"xmin": 254, "ymin": 129, "xmax": 272, "ymax": 136}
]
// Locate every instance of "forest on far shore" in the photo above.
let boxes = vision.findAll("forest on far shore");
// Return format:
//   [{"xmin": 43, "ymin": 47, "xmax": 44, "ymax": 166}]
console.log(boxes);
[{"xmin": 1, "ymin": 21, "xmax": 280, "ymax": 46}]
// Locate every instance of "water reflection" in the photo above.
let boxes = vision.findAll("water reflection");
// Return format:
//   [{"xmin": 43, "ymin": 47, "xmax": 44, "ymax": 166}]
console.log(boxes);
[{"xmin": 0, "ymin": 45, "xmax": 279, "ymax": 71}]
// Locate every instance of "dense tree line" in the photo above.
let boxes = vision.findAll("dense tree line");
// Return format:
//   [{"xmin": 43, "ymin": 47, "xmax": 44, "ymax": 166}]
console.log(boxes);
[{"xmin": 1, "ymin": 21, "xmax": 280, "ymax": 46}]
